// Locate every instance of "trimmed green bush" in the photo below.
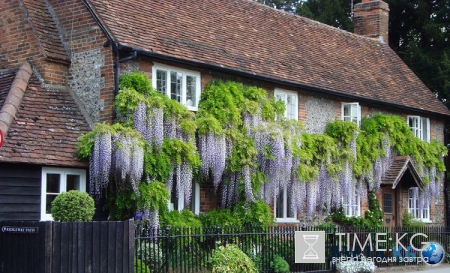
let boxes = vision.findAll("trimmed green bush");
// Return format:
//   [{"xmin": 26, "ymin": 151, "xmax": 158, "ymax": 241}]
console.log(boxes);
[
  {"xmin": 209, "ymin": 244, "xmax": 257, "ymax": 273},
  {"xmin": 271, "ymin": 255, "xmax": 290, "ymax": 273},
  {"xmin": 51, "ymin": 190, "xmax": 95, "ymax": 222}
]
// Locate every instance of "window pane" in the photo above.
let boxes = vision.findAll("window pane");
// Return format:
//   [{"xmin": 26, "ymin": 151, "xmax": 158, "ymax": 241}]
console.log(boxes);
[
  {"xmin": 186, "ymin": 75, "xmax": 197, "ymax": 107},
  {"xmin": 344, "ymin": 104, "xmax": 351, "ymax": 117},
  {"xmin": 46, "ymin": 194, "xmax": 58, "ymax": 214},
  {"xmin": 66, "ymin": 174, "xmax": 80, "ymax": 191},
  {"xmin": 383, "ymin": 193, "xmax": 392, "ymax": 213},
  {"xmin": 421, "ymin": 118, "xmax": 428, "ymax": 141},
  {"xmin": 156, "ymin": 70, "xmax": 167, "ymax": 95},
  {"xmin": 276, "ymin": 190, "xmax": 284, "ymax": 218},
  {"xmin": 170, "ymin": 72, "xmax": 182, "ymax": 103},
  {"xmin": 46, "ymin": 174, "xmax": 60, "ymax": 193}
]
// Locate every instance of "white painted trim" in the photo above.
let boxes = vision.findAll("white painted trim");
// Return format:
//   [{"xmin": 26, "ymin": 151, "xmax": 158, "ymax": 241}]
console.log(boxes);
[
  {"xmin": 152, "ymin": 63, "xmax": 201, "ymax": 111},
  {"xmin": 274, "ymin": 88, "xmax": 298, "ymax": 120},
  {"xmin": 40, "ymin": 167, "xmax": 87, "ymax": 221},
  {"xmin": 341, "ymin": 102, "xmax": 361, "ymax": 126}
]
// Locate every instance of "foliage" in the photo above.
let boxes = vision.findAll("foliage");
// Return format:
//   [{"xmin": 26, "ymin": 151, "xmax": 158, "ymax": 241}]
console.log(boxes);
[
  {"xmin": 364, "ymin": 192, "xmax": 383, "ymax": 227},
  {"xmin": 208, "ymin": 244, "xmax": 257, "ymax": 273},
  {"xmin": 296, "ymin": 0, "xmax": 355, "ymax": 31},
  {"xmin": 198, "ymin": 208, "xmax": 238, "ymax": 227},
  {"xmin": 134, "ymin": 258, "xmax": 151, "ymax": 273},
  {"xmin": 232, "ymin": 201, "xmax": 275, "ymax": 226},
  {"xmin": 402, "ymin": 210, "xmax": 425, "ymax": 228},
  {"xmin": 51, "ymin": 190, "xmax": 95, "ymax": 222},
  {"xmin": 160, "ymin": 209, "xmax": 202, "ymax": 227},
  {"xmin": 79, "ymin": 71, "xmax": 447, "ymax": 223},
  {"xmin": 136, "ymin": 242, "xmax": 162, "ymax": 271},
  {"xmin": 270, "ymin": 255, "xmax": 290, "ymax": 273},
  {"xmin": 119, "ymin": 71, "xmax": 152, "ymax": 95},
  {"xmin": 107, "ymin": 182, "xmax": 169, "ymax": 221},
  {"xmin": 331, "ymin": 207, "xmax": 370, "ymax": 227},
  {"xmin": 199, "ymin": 201, "xmax": 274, "ymax": 227}
]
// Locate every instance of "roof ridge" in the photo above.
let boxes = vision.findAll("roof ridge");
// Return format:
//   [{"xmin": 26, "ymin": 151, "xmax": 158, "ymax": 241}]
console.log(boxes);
[{"xmin": 0, "ymin": 62, "xmax": 32, "ymax": 138}]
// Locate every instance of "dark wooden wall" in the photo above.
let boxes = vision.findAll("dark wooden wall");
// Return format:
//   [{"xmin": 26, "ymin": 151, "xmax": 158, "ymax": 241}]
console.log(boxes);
[{"xmin": 0, "ymin": 163, "xmax": 41, "ymax": 220}]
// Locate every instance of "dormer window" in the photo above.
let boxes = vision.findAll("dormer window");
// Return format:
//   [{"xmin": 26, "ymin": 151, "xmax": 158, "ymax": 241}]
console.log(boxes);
[
  {"xmin": 152, "ymin": 63, "xmax": 201, "ymax": 111},
  {"xmin": 342, "ymin": 102, "xmax": 361, "ymax": 125}
]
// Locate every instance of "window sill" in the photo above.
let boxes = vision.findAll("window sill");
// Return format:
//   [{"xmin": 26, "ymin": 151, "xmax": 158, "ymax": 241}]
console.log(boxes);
[{"xmin": 276, "ymin": 218, "xmax": 299, "ymax": 223}]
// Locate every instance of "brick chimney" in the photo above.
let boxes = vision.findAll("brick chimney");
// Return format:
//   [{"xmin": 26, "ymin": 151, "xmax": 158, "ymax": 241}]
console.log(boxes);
[{"xmin": 353, "ymin": 0, "xmax": 389, "ymax": 44}]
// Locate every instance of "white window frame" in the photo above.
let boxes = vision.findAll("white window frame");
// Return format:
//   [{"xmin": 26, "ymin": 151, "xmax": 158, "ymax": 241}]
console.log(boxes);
[
  {"xmin": 274, "ymin": 89, "xmax": 298, "ymax": 120},
  {"xmin": 168, "ymin": 181, "xmax": 200, "ymax": 215},
  {"xmin": 342, "ymin": 191, "xmax": 361, "ymax": 217},
  {"xmin": 40, "ymin": 167, "xmax": 87, "ymax": 221},
  {"xmin": 407, "ymin": 116, "xmax": 430, "ymax": 142},
  {"xmin": 274, "ymin": 183, "xmax": 298, "ymax": 223},
  {"xmin": 408, "ymin": 187, "xmax": 431, "ymax": 222},
  {"xmin": 152, "ymin": 63, "xmax": 201, "ymax": 111},
  {"xmin": 342, "ymin": 102, "xmax": 361, "ymax": 125}
]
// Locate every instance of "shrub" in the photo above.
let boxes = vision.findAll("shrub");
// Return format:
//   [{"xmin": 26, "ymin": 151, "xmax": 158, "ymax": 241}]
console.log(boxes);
[
  {"xmin": 198, "ymin": 208, "xmax": 238, "ymax": 227},
  {"xmin": 209, "ymin": 244, "xmax": 257, "ymax": 273},
  {"xmin": 136, "ymin": 241, "xmax": 162, "ymax": 270},
  {"xmin": 402, "ymin": 211, "xmax": 425, "ymax": 228},
  {"xmin": 51, "ymin": 190, "xmax": 95, "ymax": 222},
  {"xmin": 232, "ymin": 201, "xmax": 275, "ymax": 226},
  {"xmin": 160, "ymin": 209, "xmax": 202, "ymax": 227},
  {"xmin": 134, "ymin": 258, "xmax": 151, "ymax": 273},
  {"xmin": 271, "ymin": 255, "xmax": 290, "ymax": 273}
]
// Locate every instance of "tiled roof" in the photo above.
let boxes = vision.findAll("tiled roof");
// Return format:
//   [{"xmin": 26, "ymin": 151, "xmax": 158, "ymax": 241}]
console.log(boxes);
[
  {"xmin": 0, "ymin": 63, "xmax": 89, "ymax": 167},
  {"xmin": 22, "ymin": 0, "xmax": 69, "ymax": 63},
  {"xmin": 86, "ymin": 0, "xmax": 450, "ymax": 116},
  {"xmin": 381, "ymin": 156, "xmax": 424, "ymax": 189}
]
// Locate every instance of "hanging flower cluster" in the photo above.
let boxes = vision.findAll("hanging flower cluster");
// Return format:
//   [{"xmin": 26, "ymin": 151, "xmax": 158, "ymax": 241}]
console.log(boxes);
[
  {"xmin": 79, "ymin": 74, "xmax": 447, "ymax": 222},
  {"xmin": 114, "ymin": 77, "xmax": 200, "ymax": 210},
  {"xmin": 78, "ymin": 123, "xmax": 145, "ymax": 196}
]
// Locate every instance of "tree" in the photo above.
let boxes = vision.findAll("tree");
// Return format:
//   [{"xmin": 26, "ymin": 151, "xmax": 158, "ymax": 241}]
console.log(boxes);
[
  {"xmin": 254, "ymin": 0, "xmax": 300, "ymax": 12},
  {"xmin": 388, "ymin": 0, "xmax": 450, "ymax": 105},
  {"xmin": 296, "ymin": 0, "xmax": 356, "ymax": 31}
]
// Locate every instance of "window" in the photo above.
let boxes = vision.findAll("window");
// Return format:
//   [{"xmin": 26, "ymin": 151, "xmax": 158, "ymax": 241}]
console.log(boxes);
[
  {"xmin": 274, "ymin": 184, "xmax": 297, "ymax": 222},
  {"xmin": 408, "ymin": 187, "xmax": 430, "ymax": 222},
  {"xmin": 342, "ymin": 191, "xmax": 361, "ymax": 217},
  {"xmin": 168, "ymin": 181, "xmax": 200, "ymax": 215},
  {"xmin": 152, "ymin": 63, "xmax": 201, "ymax": 111},
  {"xmin": 407, "ymin": 116, "xmax": 430, "ymax": 142},
  {"xmin": 383, "ymin": 193, "xmax": 393, "ymax": 213},
  {"xmin": 41, "ymin": 167, "xmax": 86, "ymax": 221},
  {"xmin": 274, "ymin": 89, "xmax": 298, "ymax": 120},
  {"xmin": 342, "ymin": 102, "xmax": 361, "ymax": 125}
]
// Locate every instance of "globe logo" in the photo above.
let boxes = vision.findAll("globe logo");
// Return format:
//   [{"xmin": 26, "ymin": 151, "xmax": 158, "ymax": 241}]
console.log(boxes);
[{"xmin": 421, "ymin": 242, "xmax": 445, "ymax": 265}]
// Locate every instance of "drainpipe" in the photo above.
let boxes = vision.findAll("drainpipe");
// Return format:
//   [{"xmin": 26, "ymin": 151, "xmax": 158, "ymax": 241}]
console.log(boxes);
[{"xmin": 114, "ymin": 50, "xmax": 137, "ymax": 95}]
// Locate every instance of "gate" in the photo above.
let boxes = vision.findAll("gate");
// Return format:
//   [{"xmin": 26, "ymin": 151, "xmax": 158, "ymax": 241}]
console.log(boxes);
[{"xmin": 0, "ymin": 221, "xmax": 48, "ymax": 273}]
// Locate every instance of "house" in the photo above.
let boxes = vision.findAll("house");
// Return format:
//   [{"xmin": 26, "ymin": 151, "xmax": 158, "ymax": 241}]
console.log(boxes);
[{"xmin": 1, "ymin": 0, "xmax": 449, "ymax": 226}]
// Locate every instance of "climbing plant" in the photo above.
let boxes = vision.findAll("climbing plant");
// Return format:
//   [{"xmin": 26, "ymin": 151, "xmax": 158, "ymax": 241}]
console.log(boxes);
[{"xmin": 78, "ymin": 72, "xmax": 447, "ymax": 224}]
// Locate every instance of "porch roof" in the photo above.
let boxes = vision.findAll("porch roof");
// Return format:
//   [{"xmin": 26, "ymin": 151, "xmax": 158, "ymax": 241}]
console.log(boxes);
[{"xmin": 381, "ymin": 156, "xmax": 424, "ymax": 189}]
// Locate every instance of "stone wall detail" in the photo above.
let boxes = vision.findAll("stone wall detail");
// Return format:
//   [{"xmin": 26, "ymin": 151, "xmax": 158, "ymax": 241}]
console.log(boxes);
[
  {"xmin": 69, "ymin": 49, "xmax": 105, "ymax": 123},
  {"xmin": 304, "ymin": 96, "xmax": 336, "ymax": 134}
]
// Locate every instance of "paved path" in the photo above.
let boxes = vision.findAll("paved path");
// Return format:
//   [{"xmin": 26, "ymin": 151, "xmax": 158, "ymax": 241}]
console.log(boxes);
[{"xmin": 376, "ymin": 264, "xmax": 450, "ymax": 272}]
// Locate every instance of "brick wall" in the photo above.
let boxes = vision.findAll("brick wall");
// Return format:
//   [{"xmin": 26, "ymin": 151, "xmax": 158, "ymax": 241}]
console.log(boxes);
[
  {"xmin": 354, "ymin": 0, "xmax": 390, "ymax": 44},
  {"xmin": 0, "ymin": 0, "xmax": 52, "ymax": 76},
  {"xmin": 47, "ymin": 0, "xmax": 115, "ymax": 123}
]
